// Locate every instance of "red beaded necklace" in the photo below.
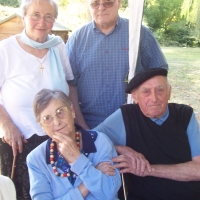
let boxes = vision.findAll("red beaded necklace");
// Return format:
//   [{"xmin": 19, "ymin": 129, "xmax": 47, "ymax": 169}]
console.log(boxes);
[{"xmin": 50, "ymin": 131, "xmax": 80, "ymax": 177}]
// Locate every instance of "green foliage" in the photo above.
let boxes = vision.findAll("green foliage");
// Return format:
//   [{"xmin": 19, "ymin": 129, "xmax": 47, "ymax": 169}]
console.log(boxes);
[
  {"xmin": 181, "ymin": 36, "xmax": 200, "ymax": 47},
  {"xmin": 58, "ymin": 0, "xmax": 71, "ymax": 8},
  {"xmin": 143, "ymin": 0, "xmax": 184, "ymax": 31},
  {"xmin": 59, "ymin": 0, "xmax": 68, "ymax": 8},
  {"xmin": 121, "ymin": 0, "xmax": 128, "ymax": 10},
  {"xmin": 143, "ymin": 0, "xmax": 200, "ymax": 47},
  {"xmin": 181, "ymin": 0, "xmax": 197, "ymax": 23},
  {"xmin": 0, "ymin": 0, "xmax": 20, "ymax": 7},
  {"xmin": 181, "ymin": 0, "xmax": 200, "ymax": 38},
  {"xmin": 154, "ymin": 20, "xmax": 200, "ymax": 47}
]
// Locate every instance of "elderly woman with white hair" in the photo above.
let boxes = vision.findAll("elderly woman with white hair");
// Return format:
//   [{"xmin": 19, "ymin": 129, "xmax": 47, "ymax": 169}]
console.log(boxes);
[{"xmin": 0, "ymin": 0, "xmax": 73, "ymax": 199}]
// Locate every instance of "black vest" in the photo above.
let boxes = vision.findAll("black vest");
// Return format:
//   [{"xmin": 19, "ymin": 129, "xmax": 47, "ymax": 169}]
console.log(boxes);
[{"xmin": 120, "ymin": 103, "xmax": 200, "ymax": 200}]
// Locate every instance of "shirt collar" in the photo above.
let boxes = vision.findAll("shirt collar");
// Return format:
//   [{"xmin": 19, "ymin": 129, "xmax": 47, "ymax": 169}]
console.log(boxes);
[
  {"xmin": 92, "ymin": 16, "xmax": 121, "ymax": 35},
  {"xmin": 46, "ymin": 124, "xmax": 97, "ymax": 164},
  {"xmin": 150, "ymin": 106, "xmax": 169, "ymax": 125}
]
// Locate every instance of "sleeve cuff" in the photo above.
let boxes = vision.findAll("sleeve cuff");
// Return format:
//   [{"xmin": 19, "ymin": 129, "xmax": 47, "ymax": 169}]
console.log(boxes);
[
  {"xmin": 68, "ymin": 187, "xmax": 84, "ymax": 200},
  {"xmin": 67, "ymin": 80, "xmax": 77, "ymax": 86},
  {"xmin": 70, "ymin": 154, "xmax": 90, "ymax": 175}
]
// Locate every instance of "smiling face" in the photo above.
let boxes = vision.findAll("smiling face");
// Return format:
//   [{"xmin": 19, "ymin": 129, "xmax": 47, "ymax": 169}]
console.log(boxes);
[
  {"xmin": 39, "ymin": 99, "xmax": 76, "ymax": 139},
  {"xmin": 22, "ymin": 0, "xmax": 56, "ymax": 42},
  {"xmin": 88, "ymin": 0, "xmax": 121, "ymax": 30},
  {"xmin": 131, "ymin": 76, "xmax": 171, "ymax": 118}
]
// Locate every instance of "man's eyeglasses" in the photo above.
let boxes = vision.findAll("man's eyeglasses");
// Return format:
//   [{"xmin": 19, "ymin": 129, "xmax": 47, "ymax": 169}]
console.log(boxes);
[
  {"xmin": 90, "ymin": 0, "xmax": 116, "ymax": 9},
  {"xmin": 40, "ymin": 107, "xmax": 69, "ymax": 126},
  {"xmin": 27, "ymin": 13, "xmax": 55, "ymax": 23}
]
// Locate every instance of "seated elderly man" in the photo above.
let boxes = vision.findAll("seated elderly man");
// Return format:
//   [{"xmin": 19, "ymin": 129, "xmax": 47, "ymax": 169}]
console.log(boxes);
[{"xmin": 95, "ymin": 68, "xmax": 200, "ymax": 199}]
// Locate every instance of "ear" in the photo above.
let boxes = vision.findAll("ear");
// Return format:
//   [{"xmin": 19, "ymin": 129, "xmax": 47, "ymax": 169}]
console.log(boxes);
[
  {"xmin": 40, "ymin": 122, "xmax": 46, "ymax": 132},
  {"xmin": 70, "ymin": 104, "xmax": 76, "ymax": 119},
  {"xmin": 21, "ymin": 16, "xmax": 25, "ymax": 26},
  {"xmin": 131, "ymin": 90, "xmax": 138, "ymax": 104},
  {"xmin": 168, "ymin": 85, "xmax": 172, "ymax": 100},
  {"xmin": 117, "ymin": 0, "xmax": 122, "ymax": 8}
]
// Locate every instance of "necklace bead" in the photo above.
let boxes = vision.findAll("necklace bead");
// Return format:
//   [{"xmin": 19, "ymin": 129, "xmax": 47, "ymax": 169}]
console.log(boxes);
[{"xmin": 50, "ymin": 131, "xmax": 80, "ymax": 178}]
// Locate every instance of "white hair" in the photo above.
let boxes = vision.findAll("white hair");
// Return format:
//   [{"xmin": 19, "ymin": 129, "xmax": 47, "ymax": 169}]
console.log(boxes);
[{"xmin": 20, "ymin": 0, "xmax": 58, "ymax": 18}]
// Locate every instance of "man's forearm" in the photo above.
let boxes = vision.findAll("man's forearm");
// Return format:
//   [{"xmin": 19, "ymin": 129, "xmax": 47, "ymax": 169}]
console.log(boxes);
[
  {"xmin": 148, "ymin": 157, "xmax": 200, "ymax": 181},
  {"xmin": 68, "ymin": 85, "xmax": 89, "ymax": 129}
]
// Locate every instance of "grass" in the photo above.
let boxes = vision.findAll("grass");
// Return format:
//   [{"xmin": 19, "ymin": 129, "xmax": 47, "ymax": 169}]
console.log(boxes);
[{"xmin": 161, "ymin": 47, "xmax": 200, "ymax": 123}]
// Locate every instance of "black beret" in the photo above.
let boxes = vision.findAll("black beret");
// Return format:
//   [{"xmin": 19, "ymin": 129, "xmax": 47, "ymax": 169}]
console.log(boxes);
[{"xmin": 126, "ymin": 68, "xmax": 168, "ymax": 94}]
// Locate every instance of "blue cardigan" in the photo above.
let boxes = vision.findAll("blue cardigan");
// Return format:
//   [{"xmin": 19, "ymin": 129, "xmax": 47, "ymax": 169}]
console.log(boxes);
[{"xmin": 27, "ymin": 127, "xmax": 121, "ymax": 200}]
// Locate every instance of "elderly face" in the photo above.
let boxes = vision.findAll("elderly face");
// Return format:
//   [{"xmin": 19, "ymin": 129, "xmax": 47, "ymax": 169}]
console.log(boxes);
[
  {"xmin": 39, "ymin": 99, "xmax": 75, "ymax": 139},
  {"xmin": 88, "ymin": 0, "xmax": 121, "ymax": 29},
  {"xmin": 23, "ymin": 0, "xmax": 56, "ymax": 42},
  {"xmin": 131, "ymin": 76, "xmax": 171, "ymax": 118}
]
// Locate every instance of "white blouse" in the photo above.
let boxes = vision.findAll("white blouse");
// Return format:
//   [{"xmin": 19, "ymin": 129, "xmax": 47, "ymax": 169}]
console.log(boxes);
[{"xmin": 0, "ymin": 35, "xmax": 74, "ymax": 138}]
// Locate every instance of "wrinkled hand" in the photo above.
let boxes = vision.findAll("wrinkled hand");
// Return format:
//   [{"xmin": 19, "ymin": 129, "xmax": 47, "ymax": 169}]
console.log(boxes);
[
  {"xmin": 3, "ymin": 122, "xmax": 28, "ymax": 156},
  {"xmin": 96, "ymin": 162, "xmax": 116, "ymax": 176},
  {"xmin": 112, "ymin": 146, "xmax": 151, "ymax": 176},
  {"xmin": 52, "ymin": 132, "xmax": 81, "ymax": 163}
]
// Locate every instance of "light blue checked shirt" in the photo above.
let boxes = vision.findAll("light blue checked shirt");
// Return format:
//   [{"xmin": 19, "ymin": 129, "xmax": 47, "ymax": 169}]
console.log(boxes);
[{"xmin": 66, "ymin": 17, "xmax": 168, "ymax": 128}]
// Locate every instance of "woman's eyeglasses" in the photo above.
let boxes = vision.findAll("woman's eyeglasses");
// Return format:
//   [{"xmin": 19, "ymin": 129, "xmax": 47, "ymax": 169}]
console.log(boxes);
[
  {"xmin": 27, "ymin": 13, "xmax": 55, "ymax": 23},
  {"xmin": 40, "ymin": 107, "xmax": 69, "ymax": 126},
  {"xmin": 90, "ymin": 0, "xmax": 116, "ymax": 9}
]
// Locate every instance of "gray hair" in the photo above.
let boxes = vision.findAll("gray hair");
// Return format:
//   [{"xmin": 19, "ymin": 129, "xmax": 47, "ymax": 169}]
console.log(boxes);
[
  {"xmin": 33, "ymin": 89, "xmax": 72, "ymax": 122},
  {"xmin": 131, "ymin": 76, "xmax": 171, "ymax": 99},
  {"xmin": 20, "ymin": 0, "xmax": 58, "ymax": 18},
  {"xmin": 166, "ymin": 77, "xmax": 171, "ymax": 88}
]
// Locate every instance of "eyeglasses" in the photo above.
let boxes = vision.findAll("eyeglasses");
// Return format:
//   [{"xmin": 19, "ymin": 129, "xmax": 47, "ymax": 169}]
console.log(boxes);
[
  {"xmin": 90, "ymin": 0, "xmax": 116, "ymax": 9},
  {"xmin": 27, "ymin": 13, "xmax": 55, "ymax": 23},
  {"xmin": 40, "ymin": 107, "xmax": 69, "ymax": 126}
]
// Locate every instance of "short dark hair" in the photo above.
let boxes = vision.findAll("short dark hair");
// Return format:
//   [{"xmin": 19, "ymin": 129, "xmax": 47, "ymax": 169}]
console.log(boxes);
[{"xmin": 33, "ymin": 89, "xmax": 72, "ymax": 122}]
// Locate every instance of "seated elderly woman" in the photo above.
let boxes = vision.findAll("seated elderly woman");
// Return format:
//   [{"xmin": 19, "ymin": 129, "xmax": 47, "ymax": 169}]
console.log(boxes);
[{"xmin": 27, "ymin": 89, "xmax": 121, "ymax": 200}]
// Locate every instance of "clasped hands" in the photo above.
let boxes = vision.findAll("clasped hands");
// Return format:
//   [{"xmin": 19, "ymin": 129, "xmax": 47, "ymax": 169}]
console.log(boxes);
[
  {"xmin": 112, "ymin": 145, "xmax": 152, "ymax": 176},
  {"xmin": 96, "ymin": 145, "xmax": 152, "ymax": 177}
]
